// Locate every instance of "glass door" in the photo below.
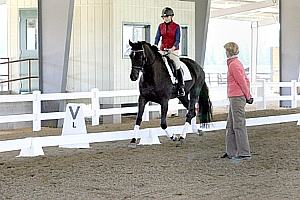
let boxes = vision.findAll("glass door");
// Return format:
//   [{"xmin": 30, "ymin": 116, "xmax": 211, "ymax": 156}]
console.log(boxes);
[{"xmin": 19, "ymin": 9, "xmax": 38, "ymax": 93}]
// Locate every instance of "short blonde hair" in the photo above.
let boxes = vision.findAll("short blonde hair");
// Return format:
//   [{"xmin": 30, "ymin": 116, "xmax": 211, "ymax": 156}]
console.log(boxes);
[{"xmin": 224, "ymin": 42, "xmax": 239, "ymax": 56}]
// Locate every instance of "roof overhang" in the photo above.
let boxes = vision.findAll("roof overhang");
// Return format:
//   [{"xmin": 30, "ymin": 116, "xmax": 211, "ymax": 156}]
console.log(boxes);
[{"xmin": 210, "ymin": 0, "xmax": 279, "ymax": 26}]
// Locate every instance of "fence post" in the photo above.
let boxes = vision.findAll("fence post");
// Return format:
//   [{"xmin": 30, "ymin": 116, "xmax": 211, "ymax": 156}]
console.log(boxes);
[
  {"xmin": 91, "ymin": 88, "xmax": 100, "ymax": 126},
  {"xmin": 32, "ymin": 91, "xmax": 41, "ymax": 131},
  {"xmin": 291, "ymin": 80, "xmax": 297, "ymax": 108},
  {"xmin": 256, "ymin": 79, "xmax": 266, "ymax": 110}
]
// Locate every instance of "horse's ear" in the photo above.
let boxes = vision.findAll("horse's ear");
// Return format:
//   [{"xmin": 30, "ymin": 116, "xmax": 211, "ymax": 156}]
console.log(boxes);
[{"xmin": 129, "ymin": 40, "xmax": 133, "ymax": 47}]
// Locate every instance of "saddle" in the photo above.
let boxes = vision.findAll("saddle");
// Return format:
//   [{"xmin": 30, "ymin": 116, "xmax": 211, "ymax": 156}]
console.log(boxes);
[
  {"xmin": 164, "ymin": 55, "xmax": 176, "ymax": 77},
  {"xmin": 162, "ymin": 55, "xmax": 192, "ymax": 85}
]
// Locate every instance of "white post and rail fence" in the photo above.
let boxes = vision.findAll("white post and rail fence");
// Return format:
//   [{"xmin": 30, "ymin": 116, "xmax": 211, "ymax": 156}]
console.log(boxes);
[
  {"xmin": 0, "ymin": 79, "xmax": 299, "ymax": 132},
  {"xmin": 1, "ymin": 79, "xmax": 300, "ymax": 157}
]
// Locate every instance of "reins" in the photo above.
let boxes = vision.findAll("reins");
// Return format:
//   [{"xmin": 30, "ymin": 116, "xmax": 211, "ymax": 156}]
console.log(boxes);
[
  {"xmin": 162, "ymin": 49, "xmax": 181, "ymax": 58},
  {"xmin": 168, "ymin": 52, "xmax": 180, "ymax": 58}
]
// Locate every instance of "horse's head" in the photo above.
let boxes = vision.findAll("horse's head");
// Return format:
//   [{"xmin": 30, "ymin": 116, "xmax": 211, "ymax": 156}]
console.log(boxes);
[{"xmin": 128, "ymin": 40, "xmax": 147, "ymax": 81}]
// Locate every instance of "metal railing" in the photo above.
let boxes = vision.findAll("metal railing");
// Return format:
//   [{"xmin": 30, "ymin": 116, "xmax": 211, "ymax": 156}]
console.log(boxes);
[{"xmin": 0, "ymin": 58, "xmax": 39, "ymax": 93}]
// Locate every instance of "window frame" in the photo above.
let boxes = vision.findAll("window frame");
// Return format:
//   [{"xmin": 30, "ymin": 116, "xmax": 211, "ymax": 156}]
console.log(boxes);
[
  {"xmin": 180, "ymin": 25, "xmax": 188, "ymax": 56},
  {"xmin": 122, "ymin": 22, "xmax": 151, "ymax": 58}
]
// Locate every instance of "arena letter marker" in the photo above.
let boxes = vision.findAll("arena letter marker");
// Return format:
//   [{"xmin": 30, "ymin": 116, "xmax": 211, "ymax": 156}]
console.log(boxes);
[{"xmin": 59, "ymin": 104, "xmax": 90, "ymax": 148}]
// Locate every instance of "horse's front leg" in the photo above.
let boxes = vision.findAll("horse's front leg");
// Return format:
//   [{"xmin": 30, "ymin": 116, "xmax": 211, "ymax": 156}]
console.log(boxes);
[
  {"xmin": 161, "ymin": 99, "xmax": 178, "ymax": 141},
  {"xmin": 128, "ymin": 95, "xmax": 148, "ymax": 148}
]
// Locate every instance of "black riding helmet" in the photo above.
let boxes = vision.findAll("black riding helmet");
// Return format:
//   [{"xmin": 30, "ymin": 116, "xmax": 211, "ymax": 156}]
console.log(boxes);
[{"xmin": 161, "ymin": 7, "xmax": 174, "ymax": 18}]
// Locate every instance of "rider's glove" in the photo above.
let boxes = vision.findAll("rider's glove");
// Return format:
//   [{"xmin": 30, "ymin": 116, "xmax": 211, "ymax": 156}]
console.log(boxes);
[
  {"xmin": 167, "ymin": 48, "xmax": 174, "ymax": 55},
  {"xmin": 246, "ymin": 98, "xmax": 254, "ymax": 104}
]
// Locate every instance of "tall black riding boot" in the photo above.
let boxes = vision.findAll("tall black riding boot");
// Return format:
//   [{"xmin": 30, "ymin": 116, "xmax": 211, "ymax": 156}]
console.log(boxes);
[{"xmin": 176, "ymin": 68, "xmax": 185, "ymax": 96}]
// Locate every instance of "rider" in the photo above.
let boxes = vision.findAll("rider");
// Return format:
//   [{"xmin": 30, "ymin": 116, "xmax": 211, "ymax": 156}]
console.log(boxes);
[{"xmin": 154, "ymin": 7, "xmax": 185, "ymax": 96}]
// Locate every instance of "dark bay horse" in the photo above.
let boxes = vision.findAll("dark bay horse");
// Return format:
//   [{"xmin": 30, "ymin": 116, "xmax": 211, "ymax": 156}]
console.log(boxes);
[{"xmin": 128, "ymin": 41, "xmax": 212, "ymax": 148}]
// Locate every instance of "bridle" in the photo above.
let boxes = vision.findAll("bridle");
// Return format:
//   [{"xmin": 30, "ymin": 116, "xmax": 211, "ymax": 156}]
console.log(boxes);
[
  {"xmin": 130, "ymin": 46, "xmax": 155, "ymax": 72},
  {"xmin": 130, "ymin": 49, "xmax": 146, "ymax": 73}
]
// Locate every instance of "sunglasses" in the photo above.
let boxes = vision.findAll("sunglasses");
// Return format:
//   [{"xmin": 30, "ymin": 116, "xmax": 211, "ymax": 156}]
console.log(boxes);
[{"xmin": 161, "ymin": 15, "xmax": 171, "ymax": 19}]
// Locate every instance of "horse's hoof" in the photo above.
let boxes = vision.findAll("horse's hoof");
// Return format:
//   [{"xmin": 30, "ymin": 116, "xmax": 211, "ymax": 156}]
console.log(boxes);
[
  {"xmin": 171, "ymin": 135, "xmax": 178, "ymax": 142},
  {"xmin": 176, "ymin": 137, "xmax": 185, "ymax": 147},
  {"xmin": 197, "ymin": 130, "xmax": 204, "ymax": 136},
  {"xmin": 128, "ymin": 142, "xmax": 137, "ymax": 149}
]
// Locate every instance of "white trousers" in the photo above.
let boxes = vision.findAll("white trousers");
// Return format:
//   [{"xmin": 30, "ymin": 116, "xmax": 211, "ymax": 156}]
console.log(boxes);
[{"xmin": 159, "ymin": 50, "xmax": 180, "ymax": 70}]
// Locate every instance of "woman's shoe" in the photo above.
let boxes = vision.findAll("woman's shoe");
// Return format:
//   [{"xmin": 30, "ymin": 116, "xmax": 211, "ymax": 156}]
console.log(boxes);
[{"xmin": 220, "ymin": 153, "xmax": 232, "ymax": 159}]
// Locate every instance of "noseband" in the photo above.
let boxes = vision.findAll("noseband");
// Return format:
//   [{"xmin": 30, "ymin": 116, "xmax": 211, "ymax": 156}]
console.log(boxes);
[{"xmin": 131, "ymin": 65, "xmax": 143, "ymax": 73}]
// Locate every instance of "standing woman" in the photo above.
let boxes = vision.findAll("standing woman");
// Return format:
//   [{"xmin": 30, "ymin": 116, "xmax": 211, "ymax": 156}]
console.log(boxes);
[
  {"xmin": 221, "ymin": 42, "xmax": 253, "ymax": 160},
  {"xmin": 154, "ymin": 7, "xmax": 185, "ymax": 96}
]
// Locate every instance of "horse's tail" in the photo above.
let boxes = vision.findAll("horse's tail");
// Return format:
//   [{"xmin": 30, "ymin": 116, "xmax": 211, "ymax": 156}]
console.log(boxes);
[{"xmin": 198, "ymin": 82, "xmax": 213, "ymax": 127}]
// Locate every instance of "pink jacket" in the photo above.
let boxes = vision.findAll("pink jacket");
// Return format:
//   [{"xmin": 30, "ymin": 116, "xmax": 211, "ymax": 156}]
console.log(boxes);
[{"xmin": 227, "ymin": 57, "xmax": 252, "ymax": 100}]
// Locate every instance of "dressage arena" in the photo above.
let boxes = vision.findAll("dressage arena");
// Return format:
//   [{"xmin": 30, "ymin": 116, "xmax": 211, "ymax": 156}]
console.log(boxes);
[{"xmin": 0, "ymin": 104, "xmax": 299, "ymax": 199}]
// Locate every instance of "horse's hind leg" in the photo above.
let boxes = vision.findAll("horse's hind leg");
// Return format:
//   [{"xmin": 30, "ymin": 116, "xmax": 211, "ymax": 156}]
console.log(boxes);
[
  {"xmin": 174, "ymin": 96, "xmax": 188, "ymax": 141},
  {"xmin": 191, "ymin": 117, "xmax": 197, "ymax": 133},
  {"xmin": 178, "ymin": 95, "xmax": 197, "ymax": 140},
  {"xmin": 188, "ymin": 97, "xmax": 204, "ymax": 136},
  {"xmin": 191, "ymin": 116, "xmax": 203, "ymax": 136}
]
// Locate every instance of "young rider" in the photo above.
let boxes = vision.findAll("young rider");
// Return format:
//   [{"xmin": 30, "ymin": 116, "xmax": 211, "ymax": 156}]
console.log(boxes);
[{"xmin": 154, "ymin": 7, "xmax": 185, "ymax": 96}]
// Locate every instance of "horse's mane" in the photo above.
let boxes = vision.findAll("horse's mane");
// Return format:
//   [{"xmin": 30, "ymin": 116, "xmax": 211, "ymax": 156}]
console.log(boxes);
[{"xmin": 142, "ymin": 41, "xmax": 163, "ymax": 61}]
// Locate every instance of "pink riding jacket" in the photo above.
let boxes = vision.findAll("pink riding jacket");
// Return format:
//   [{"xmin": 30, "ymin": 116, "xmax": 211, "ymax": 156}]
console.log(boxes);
[{"xmin": 227, "ymin": 56, "xmax": 252, "ymax": 100}]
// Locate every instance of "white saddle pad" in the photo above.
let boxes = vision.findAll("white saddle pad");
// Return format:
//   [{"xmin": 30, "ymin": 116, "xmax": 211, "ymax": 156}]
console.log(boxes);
[{"xmin": 163, "ymin": 57, "xmax": 193, "ymax": 84}]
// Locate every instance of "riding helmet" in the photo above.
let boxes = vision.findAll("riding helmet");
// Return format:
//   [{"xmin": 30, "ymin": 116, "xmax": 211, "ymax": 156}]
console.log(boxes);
[{"xmin": 161, "ymin": 7, "xmax": 174, "ymax": 17}]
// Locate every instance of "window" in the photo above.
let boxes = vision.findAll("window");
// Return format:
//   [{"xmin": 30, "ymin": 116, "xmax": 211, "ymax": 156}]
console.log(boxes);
[
  {"xmin": 123, "ymin": 23, "xmax": 151, "ymax": 58},
  {"xmin": 180, "ymin": 25, "xmax": 188, "ymax": 56},
  {"xmin": 26, "ymin": 18, "xmax": 38, "ymax": 50}
]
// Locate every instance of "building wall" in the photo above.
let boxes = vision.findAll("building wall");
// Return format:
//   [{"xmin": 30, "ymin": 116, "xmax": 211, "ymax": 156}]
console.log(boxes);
[
  {"xmin": 6, "ymin": 0, "xmax": 37, "ymax": 93},
  {"xmin": 7, "ymin": 0, "xmax": 37, "ymax": 60},
  {"xmin": 6, "ymin": 0, "xmax": 195, "ymax": 104},
  {"xmin": 68, "ymin": 0, "xmax": 195, "ymax": 103}
]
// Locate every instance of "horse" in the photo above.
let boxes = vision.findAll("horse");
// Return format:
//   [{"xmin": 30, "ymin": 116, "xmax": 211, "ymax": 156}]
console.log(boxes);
[{"xmin": 128, "ymin": 40, "xmax": 212, "ymax": 148}]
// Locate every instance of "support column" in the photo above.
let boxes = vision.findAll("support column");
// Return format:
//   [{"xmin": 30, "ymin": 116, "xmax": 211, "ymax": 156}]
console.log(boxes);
[
  {"xmin": 251, "ymin": 21, "xmax": 258, "ymax": 84},
  {"xmin": 194, "ymin": 0, "xmax": 211, "ymax": 66},
  {"xmin": 180, "ymin": 0, "xmax": 211, "ymax": 66},
  {"xmin": 38, "ymin": 0, "xmax": 74, "ymax": 127},
  {"xmin": 279, "ymin": 0, "xmax": 300, "ymax": 107}
]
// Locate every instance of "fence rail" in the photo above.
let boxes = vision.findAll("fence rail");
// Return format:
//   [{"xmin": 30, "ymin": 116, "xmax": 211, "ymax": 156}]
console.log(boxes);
[
  {"xmin": 3, "ymin": 112, "xmax": 300, "ymax": 157},
  {"xmin": 0, "ymin": 79, "xmax": 299, "ymax": 132}
]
